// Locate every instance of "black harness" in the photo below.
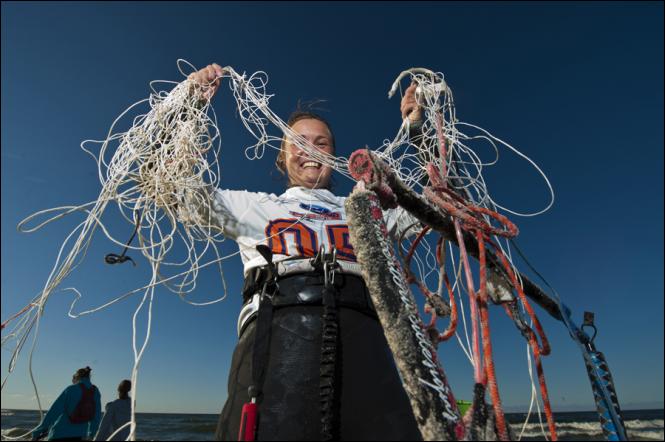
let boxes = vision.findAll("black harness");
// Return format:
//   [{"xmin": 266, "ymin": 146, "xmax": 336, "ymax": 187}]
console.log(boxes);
[{"xmin": 238, "ymin": 246, "xmax": 375, "ymax": 441}]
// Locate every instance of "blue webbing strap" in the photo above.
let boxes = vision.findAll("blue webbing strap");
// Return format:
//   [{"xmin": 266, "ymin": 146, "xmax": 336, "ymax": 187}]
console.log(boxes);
[
  {"xmin": 561, "ymin": 305, "xmax": 628, "ymax": 441},
  {"xmin": 585, "ymin": 348, "xmax": 627, "ymax": 441},
  {"xmin": 510, "ymin": 239, "xmax": 628, "ymax": 441}
]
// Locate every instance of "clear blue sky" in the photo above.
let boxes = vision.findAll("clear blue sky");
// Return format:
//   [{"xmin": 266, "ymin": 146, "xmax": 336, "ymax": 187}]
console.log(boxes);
[{"xmin": 2, "ymin": 2, "xmax": 662, "ymax": 414}]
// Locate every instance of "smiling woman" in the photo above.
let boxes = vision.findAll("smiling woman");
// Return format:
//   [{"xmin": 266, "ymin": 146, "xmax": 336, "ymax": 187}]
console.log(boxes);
[
  {"xmin": 181, "ymin": 64, "xmax": 426, "ymax": 441},
  {"xmin": 276, "ymin": 111, "xmax": 336, "ymax": 190}
]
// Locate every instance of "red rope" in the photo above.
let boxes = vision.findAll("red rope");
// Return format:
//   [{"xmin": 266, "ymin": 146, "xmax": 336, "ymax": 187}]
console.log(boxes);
[
  {"xmin": 453, "ymin": 217, "xmax": 484, "ymax": 383},
  {"xmin": 491, "ymin": 245, "xmax": 550, "ymax": 356},
  {"xmin": 437, "ymin": 272, "xmax": 458, "ymax": 342},
  {"xmin": 482, "ymin": 236, "xmax": 557, "ymax": 440},
  {"xmin": 405, "ymin": 226, "xmax": 430, "ymax": 264},
  {"xmin": 1, "ymin": 303, "xmax": 36, "ymax": 330},
  {"xmin": 401, "ymin": 227, "xmax": 460, "ymax": 343},
  {"xmin": 425, "ymin": 150, "xmax": 484, "ymax": 384},
  {"xmin": 423, "ymin": 130, "xmax": 556, "ymax": 439},
  {"xmin": 494, "ymin": 245, "xmax": 557, "ymax": 440},
  {"xmin": 434, "ymin": 239, "xmax": 458, "ymax": 341},
  {"xmin": 503, "ymin": 303, "xmax": 558, "ymax": 440},
  {"xmin": 424, "ymin": 185, "xmax": 519, "ymax": 239},
  {"xmin": 351, "ymin": 130, "xmax": 558, "ymax": 440},
  {"xmin": 477, "ymin": 231, "xmax": 509, "ymax": 440}
]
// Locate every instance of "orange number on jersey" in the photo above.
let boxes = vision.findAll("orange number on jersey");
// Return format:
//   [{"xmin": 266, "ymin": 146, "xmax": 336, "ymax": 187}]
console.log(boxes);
[
  {"xmin": 265, "ymin": 219, "xmax": 318, "ymax": 258},
  {"xmin": 326, "ymin": 225, "xmax": 356, "ymax": 261}
]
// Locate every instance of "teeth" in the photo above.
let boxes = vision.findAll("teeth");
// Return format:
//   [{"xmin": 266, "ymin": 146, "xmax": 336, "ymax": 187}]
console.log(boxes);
[{"xmin": 302, "ymin": 162, "xmax": 320, "ymax": 169}]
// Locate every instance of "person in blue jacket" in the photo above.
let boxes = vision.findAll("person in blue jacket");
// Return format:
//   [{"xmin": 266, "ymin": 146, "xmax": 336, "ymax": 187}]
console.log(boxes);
[{"xmin": 32, "ymin": 366, "xmax": 102, "ymax": 441}]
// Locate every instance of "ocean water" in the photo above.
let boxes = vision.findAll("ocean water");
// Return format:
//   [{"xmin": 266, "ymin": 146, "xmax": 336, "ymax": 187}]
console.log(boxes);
[{"xmin": 1, "ymin": 408, "xmax": 662, "ymax": 440}]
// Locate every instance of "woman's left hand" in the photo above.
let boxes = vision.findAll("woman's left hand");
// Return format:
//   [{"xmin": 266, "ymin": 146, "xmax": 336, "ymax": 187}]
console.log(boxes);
[{"xmin": 400, "ymin": 82, "xmax": 423, "ymax": 123}]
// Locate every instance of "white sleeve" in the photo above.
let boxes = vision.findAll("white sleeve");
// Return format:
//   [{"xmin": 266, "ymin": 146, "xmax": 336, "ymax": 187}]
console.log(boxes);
[{"xmin": 183, "ymin": 187, "xmax": 264, "ymax": 240}]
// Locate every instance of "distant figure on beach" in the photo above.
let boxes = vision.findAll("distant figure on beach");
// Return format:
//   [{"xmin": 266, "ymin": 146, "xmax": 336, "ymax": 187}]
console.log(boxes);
[
  {"xmin": 32, "ymin": 366, "xmax": 102, "ymax": 441},
  {"xmin": 94, "ymin": 379, "xmax": 132, "ymax": 441}
]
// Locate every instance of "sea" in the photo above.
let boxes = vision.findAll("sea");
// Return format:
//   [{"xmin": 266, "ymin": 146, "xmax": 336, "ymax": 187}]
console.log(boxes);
[{"xmin": 1, "ymin": 408, "xmax": 662, "ymax": 441}]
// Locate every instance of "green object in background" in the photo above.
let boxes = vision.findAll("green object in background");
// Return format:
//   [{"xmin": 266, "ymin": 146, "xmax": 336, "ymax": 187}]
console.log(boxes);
[{"xmin": 457, "ymin": 399, "xmax": 472, "ymax": 416}]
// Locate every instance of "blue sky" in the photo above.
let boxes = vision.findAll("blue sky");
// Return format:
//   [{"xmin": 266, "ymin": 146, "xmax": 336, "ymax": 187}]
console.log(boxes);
[{"xmin": 2, "ymin": 2, "xmax": 663, "ymax": 414}]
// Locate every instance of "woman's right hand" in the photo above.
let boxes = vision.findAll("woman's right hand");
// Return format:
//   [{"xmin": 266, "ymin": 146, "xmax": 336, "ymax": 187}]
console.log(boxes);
[{"xmin": 188, "ymin": 63, "xmax": 224, "ymax": 100}]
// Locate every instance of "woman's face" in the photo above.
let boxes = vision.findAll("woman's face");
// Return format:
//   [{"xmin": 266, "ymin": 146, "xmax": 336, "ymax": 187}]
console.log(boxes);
[{"xmin": 284, "ymin": 118, "xmax": 334, "ymax": 189}]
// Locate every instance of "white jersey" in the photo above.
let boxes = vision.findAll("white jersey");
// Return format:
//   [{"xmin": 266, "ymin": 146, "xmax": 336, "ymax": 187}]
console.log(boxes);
[{"xmin": 204, "ymin": 186, "xmax": 418, "ymax": 276}]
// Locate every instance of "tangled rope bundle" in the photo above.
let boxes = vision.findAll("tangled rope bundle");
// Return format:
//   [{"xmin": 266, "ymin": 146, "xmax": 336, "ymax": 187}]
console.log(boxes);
[
  {"xmin": 2, "ymin": 63, "xmax": 231, "ymax": 440},
  {"xmin": 374, "ymin": 68, "xmax": 558, "ymax": 440}
]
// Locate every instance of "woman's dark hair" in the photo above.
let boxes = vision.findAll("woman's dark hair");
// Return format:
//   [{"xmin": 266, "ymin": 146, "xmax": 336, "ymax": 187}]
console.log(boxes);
[
  {"xmin": 275, "ymin": 110, "xmax": 336, "ymax": 179},
  {"xmin": 74, "ymin": 366, "xmax": 92, "ymax": 380},
  {"xmin": 118, "ymin": 379, "xmax": 132, "ymax": 398}
]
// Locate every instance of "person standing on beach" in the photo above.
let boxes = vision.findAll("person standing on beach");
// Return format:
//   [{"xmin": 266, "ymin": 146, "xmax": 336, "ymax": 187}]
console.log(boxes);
[
  {"xmin": 94, "ymin": 380, "xmax": 132, "ymax": 441},
  {"xmin": 31, "ymin": 366, "xmax": 102, "ymax": 441},
  {"xmin": 185, "ymin": 64, "xmax": 424, "ymax": 441}
]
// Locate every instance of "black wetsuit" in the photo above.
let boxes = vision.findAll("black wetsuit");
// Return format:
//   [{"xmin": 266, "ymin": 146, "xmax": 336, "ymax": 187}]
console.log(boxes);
[{"xmin": 215, "ymin": 273, "xmax": 422, "ymax": 441}]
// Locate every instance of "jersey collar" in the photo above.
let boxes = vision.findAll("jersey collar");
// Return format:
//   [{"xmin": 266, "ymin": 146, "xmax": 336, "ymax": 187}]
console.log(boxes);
[{"xmin": 281, "ymin": 187, "xmax": 341, "ymax": 207}]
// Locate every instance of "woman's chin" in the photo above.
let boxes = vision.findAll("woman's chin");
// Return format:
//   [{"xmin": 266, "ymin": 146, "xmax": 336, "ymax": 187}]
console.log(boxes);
[{"xmin": 297, "ymin": 175, "xmax": 328, "ymax": 189}]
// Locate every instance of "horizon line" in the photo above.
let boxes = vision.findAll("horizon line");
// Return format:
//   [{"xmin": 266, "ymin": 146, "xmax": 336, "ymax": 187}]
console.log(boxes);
[{"xmin": 3, "ymin": 406, "xmax": 664, "ymax": 415}]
